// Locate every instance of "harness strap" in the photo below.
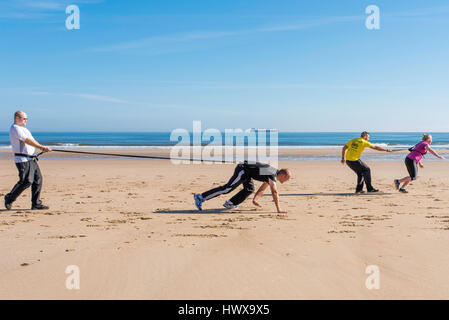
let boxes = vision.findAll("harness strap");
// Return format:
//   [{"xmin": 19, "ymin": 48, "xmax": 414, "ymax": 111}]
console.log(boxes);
[
  {"xmin": 409, "ymin": 143, "xmax": 426, "ymax": 156},
  {"xmin": 14, "ymin": 153, "xmax": 39, "ymax": 160}
]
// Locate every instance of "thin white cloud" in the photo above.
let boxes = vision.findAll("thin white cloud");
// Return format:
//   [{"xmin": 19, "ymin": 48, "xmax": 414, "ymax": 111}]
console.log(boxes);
[
  {"xmin": 24, "ymin": 1, "xmax": 65, "ymax": 10},
  {"xmin": 17, "ymin": 0, "xmax": 103, "ymax": 9},
  {"xmin": 88, "ymin": 5, "xmax": 449, "ymax": 54},
  {"xmin": 0, "ymin": 0, "xmax": 103, "ymax": 20},
  {"xmin": 256, "ymin": 15, "xmax": 360, "ymax": 32},
  {"xmin": 29, "ymin": 91, "xmax": 132, "ymax": 104},
  {"xmin": 24, "ymin": 90, "xmax": 219, "ymax": 111},
  {"xmin": 26, "ymin": 91, "xmax": 203, "ymax": 109},
  {"xmin": 386, "ymin": 5, "xmax": 449, "ymax": 18},
  {"xmin": 90, "ymin": 30, "xmax": 247, "ymax": 52},
  {"xmin": 133, "ymin": 81, "xmax": 409, "ymax": 91},
  {"xmin": 63, "ymin": 93, "xmax": 132, "ymax": 104},
  {"xmin": 30, "ymin": 91, "xmax": 51, "ymax": 95},
  {"xmin": 89, "ymin": 15, "xmax": 361, "ymax": 53}
]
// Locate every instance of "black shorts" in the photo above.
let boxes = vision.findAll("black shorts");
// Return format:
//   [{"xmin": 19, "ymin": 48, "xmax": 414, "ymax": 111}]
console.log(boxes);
[{"xmin": 405, "ymin": 157, "xmax": 418, "ymax": 180}]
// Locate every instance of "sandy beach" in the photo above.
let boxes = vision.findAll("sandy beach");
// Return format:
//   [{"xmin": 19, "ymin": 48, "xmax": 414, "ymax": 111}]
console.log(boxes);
[{"xmin": 1, "ymin": 149, "xmax": 449, "ymax": 299}]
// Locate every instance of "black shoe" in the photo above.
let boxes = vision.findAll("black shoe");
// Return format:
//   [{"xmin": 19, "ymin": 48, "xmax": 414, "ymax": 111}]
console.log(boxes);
[
  {"xmin": 399, "ymin": 188, "xmax": 408, "ymax": 194},
  {"xmin": 394, "ymin": 180, "xmax": 400, "ymax": 190},
  {"xmin": 355, "ymin": 190, "xmax": 365, "ymax": 194},
  {"xmin": 4, "ymin": 196, "xmax": 12, "ymax": 210},
  {"xmin": 31, "ymin": 204, "xmax": 49, "ymax": 210},
  {"xmin": 367, "ymin": 189, "xmax": 379, "ymax": 193}
]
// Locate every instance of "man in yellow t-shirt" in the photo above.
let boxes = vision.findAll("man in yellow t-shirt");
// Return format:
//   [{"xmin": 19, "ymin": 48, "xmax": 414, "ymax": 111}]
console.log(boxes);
[{"xmin": 341, "ymin": 131, "xmax": 392, "ymax": 193}]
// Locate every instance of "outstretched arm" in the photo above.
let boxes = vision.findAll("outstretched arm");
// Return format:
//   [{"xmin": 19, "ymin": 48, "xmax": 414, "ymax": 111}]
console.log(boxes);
[
  {"xmin": 370, "ymin": 145, "xmax": 392, "ymax": 152},
  {"xmin": 341, "ymin": 145, "xmax": 348, "ymax": 164},
  {"xmin": 426, "ymin": 145, "xmax": 445, "ymax": 159},
  {"xmin": 269, "ymin": 179, "xmax": 286, "ymax": 214},
  {"xmin": 25, "ymin": 138, "xmax": 52, "ymax": 153},
  {"xmin": 253, "ymin": 182, "xmax": 269, "ymax": 208}
]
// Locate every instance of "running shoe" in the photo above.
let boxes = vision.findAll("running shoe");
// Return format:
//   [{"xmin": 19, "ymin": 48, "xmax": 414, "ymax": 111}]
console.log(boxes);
[
  {"xmin": 194, "ymin": 194, "xmax": 204, "ymax": 211},
  {"xmin": 223, "ymin": 200, "xmax": 238, "ymax": 209},
  {"xmin": 399, "ymin": 188, "xmax": 408, "ymax": 194},
  {"xmin": 394, "ymin": 179, "xmax": 400, "ymax": 190},
  {"xmin": 355, "ymin": 190, "xmax": 365, "ymax": 194},
  {"xmin": 31, "ymin": 204, "xmax": 49, "ymax": 210},
  {"xmin": 367, "ymin": 189, "xmax": 379, "ymax": 193},
  {"xmin": 4, "ymin": 196, "xmax": 11, "ymax": 211}
]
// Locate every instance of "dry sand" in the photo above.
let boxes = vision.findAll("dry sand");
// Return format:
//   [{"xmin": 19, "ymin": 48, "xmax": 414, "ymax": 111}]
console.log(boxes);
[{"xmin": 1, "ymin": 149, "xmax": 449, "ymax": 299}]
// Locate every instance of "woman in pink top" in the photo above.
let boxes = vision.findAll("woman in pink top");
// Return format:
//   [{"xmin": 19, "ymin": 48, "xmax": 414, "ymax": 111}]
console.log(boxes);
[{"xmin": 394, "ymin": 134, "xmax": 445, "ymax": 193}]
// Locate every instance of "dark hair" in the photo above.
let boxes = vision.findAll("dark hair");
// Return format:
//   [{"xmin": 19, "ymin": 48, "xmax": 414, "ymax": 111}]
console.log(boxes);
[{"xmin": 361, "ymin": 131, "xmax": 370, "ymax": 138}]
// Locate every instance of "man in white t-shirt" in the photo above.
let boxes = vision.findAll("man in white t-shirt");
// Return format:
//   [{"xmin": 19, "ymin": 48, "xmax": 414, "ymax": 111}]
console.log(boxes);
[{"xmin": 4, "ymin": 111, "xmax": 52, "ymax": 210}]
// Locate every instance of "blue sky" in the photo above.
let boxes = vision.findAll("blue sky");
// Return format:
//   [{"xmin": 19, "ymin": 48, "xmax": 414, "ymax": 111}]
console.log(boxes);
[{"xmin": 0, "ymin": 0, "xmax": 448, "ymax": 132}]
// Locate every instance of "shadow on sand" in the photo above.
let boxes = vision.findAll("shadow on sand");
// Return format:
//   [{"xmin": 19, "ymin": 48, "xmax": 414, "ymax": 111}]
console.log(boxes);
[
  {"xmin": 154, "ymin": 208, "xmax": 262, "ymax": 215},
  {"xmin": 154, "ymin": 192, "xmax": 394, "ymax": 214},
  {"xmin": 267, "ymin": 192, "xmax": 392, "ymax": 197},
  {"xmin": 0, "ymin": 208, "xmax": 34, "ymax": 213},
  {"xmin": 154, "ymin": 208, "xmax": 228, "ymax": 214}
]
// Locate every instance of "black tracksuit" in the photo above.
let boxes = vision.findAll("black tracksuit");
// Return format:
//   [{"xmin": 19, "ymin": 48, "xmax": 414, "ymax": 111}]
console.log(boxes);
[{"xmin": 202, "ymin": 162, "xmax": 278, "ymax": 205}]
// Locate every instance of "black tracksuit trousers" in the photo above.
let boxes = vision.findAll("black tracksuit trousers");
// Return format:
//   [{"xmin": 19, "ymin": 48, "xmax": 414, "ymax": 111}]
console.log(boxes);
[{"xmin": 201, "ymin": 163, "xmax": 255, "ymax": 205}]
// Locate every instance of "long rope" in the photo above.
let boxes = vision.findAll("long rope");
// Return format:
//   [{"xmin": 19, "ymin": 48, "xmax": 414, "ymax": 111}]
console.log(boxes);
[
  {"xmin": 47, "ymin": 149, "xmax": 234, "ymax": 163},
  {"xmin": 39, "ymin": 148, "xmax": 410, "ymax": 161}
]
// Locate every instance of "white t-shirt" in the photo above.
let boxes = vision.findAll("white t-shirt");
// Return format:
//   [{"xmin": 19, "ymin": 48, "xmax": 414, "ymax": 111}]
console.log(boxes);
[{"xmin": 10, "ymin": 124, "xmax": 36, "ymax": 163}]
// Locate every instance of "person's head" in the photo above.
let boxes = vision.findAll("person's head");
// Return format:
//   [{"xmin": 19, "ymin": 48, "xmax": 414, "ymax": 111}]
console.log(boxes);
[
  {"xmin": 422, "ymin": 133, "xmax": 432, "ymax": 144},
  {"xmin": 277, "ymin": 168, "xmax": 292, "ymax": 184},
  {"xmin": 361, "ymin": 131, "xmax": 370, "ymax": 141},
  {"xmin": 14, "ymin": 111, "xmax": 28, "ymax": 127}
]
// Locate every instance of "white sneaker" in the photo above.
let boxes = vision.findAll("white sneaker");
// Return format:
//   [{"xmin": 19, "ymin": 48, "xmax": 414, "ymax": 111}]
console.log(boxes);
[{"xmin": 223, "ymin": 200, "xmax": 238, "ymax": 209}]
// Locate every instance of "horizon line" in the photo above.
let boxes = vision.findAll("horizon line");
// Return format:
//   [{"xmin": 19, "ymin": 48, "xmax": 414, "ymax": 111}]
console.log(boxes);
[{"xmin": 1, "ymin": 131, "xmax": 448, "ymax": 134}]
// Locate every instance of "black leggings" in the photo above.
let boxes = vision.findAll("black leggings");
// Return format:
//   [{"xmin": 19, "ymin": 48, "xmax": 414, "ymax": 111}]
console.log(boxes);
[
  {"xmin": 405, "ymin": 157, "xmax": 418, "ymax": 180},
  {"xmin": 346, "ymin": 159, "xmax": 374, "ymax": 192}
]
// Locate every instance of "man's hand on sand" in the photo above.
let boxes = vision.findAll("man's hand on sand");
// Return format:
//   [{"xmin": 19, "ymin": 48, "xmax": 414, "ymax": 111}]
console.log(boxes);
[
  {"xmin": 253, "ymin": 199, "xmax": 262, "ymax": 208},
  {"xmin": 386, "ymin": 149, "xmax": 393, "ymax": 152}
]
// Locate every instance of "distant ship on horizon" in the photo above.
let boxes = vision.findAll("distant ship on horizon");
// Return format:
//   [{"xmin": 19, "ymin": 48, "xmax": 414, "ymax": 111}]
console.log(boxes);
[{"xmin": 251, "ymin": 128, "xmax": 279, "ymax": 132}]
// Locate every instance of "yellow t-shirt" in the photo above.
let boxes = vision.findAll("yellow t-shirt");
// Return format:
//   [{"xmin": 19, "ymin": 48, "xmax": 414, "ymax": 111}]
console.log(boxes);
[{"xmin": 345, "ymin": 138, "xmax": 372, "ymax": 161}]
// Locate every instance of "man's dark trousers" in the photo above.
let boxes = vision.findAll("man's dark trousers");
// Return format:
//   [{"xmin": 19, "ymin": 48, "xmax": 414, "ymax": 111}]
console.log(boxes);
[
  {"xmin": 346, "ymin": 159, "xmax": 374, "ymax": 192},
  {"xmin": 6, "ymin": 159, "xmax": 43, "ymax": 206}
]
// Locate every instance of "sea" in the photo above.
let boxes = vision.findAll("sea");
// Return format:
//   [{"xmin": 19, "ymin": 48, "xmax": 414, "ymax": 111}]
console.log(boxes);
[{"xmin": 1, "ymin": 132, "xmax": 448, "ymax": 161}]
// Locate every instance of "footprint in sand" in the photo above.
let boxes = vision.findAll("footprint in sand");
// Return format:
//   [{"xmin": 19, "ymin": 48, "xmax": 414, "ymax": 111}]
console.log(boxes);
[
  {"xmin": 194, "ymin": 223, "xmax": 248, "ymax": 230},
  {"xmin": 48, "ymin": 235, "xmax": 86, "ymax": 239},
  {"xmin": 328, "ymin": 230, "xmax": 356, "ymax": 234},
  {"xmin": 172, "ymin": 233, "xmax": 227, "ymax": 238}
]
